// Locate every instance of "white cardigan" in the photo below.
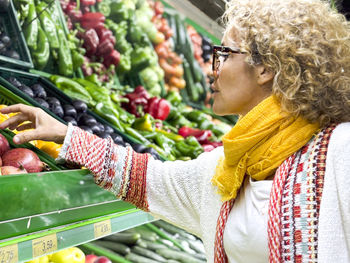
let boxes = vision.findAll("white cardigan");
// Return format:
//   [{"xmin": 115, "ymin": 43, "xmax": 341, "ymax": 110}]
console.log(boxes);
[
  {"xmin": 59, "ymin": 123, "xmax": 350, "ymax": 262},
  {"xmin": 145, "ymin": 123, "xmax": 350, "ymax": 262}
]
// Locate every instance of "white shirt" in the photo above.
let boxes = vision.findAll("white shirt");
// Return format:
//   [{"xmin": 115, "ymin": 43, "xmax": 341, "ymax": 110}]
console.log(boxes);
[{"xmin": 224, "ymin": 177, "xmax": 272, "ymax": 263}]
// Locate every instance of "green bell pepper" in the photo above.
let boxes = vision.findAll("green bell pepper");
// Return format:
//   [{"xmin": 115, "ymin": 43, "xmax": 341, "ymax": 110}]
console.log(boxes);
[
  {"xmin": 32, "ymin": 26, "xmax": 50, "ymax": 70},
  {"xmin": 23, "ymin": 0, "xmax": 38, "ymax": 50},
  {"xmin": 36, "ymin": 2, "xmax": 59, "ymax": 49}
]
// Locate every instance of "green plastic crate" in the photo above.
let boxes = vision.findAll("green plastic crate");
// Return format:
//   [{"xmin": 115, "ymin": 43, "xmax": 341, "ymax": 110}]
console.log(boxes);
[
  {"xmin": 0, "ymin": 1, "xmax": 33, "ymax": 69},
  {"xmin": 0, "ymin": 67, "xmax": 147, "ymax": 148}
]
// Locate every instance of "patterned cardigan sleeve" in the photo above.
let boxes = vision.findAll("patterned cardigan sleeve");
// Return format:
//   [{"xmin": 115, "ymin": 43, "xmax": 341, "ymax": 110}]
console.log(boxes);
[
  {"xmin": 57, "ymin": 124, "xmax": 150, "ymax": 210},
  {"xmin": 57, "ymin": 124, "xmax": 223, "ymax": 237}
]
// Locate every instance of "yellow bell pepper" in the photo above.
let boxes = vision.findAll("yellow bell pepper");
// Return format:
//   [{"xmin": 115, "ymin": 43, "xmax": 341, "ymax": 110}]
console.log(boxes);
[{"xmin": 50, "ymin": 247, "xmax": 85, "ymax": 263}]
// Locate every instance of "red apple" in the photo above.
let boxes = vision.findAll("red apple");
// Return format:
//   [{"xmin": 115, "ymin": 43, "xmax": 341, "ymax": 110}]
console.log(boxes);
[
  {"xmin": 85, "ymin": 254, "xmax": 98, "ymax": 263},
  {"xmin": 95, "ymin": 256, "xmax": 112, "ymax": 263}
]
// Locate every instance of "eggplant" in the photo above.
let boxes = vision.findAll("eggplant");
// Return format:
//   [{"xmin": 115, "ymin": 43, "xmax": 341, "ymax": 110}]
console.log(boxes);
[
  {"xmin": 90, "ymin": 124, "xmax": 101, "ymax": 134},
  {"xmin": 144, "ymin": 147, "xmax": 160, "ymax": 159},
  {"xmin": 34, "ymin": 98, "xmax": 49, "ymax": 109},
  {"xmin": 18, "ymin": 85, "xmax": 34, "ymax": 98},
  {"xmin": 78, "ymin": 113, "xmax": 97, "ymax": 126},
  {"xmin": 0, "ymin": 35, "xmax": 10, "ymax": 47},
  {"xmin": 79, "ymin": 125, "xmax": 93, "ymax": 134},
  {"xmin": 103, "ymin": 125, "xmax": 114, "ymax": 134},
  {"xmin": 63, "ymin": 116, "xmax": 78, "ymax": 126},
  {"xmin": 46, "ymin": 97, "xmax": 61, "ymax": 107},
  {"xmin": 0, "ymin": 0, "xmax": 10, "ymax": 11},
  {"xmin": 96, "ymin": 132, "xmax": 111, "ymax": 139},
  {"xmin": 0, "ymin": 42, "xmax": 5, "ymax": 51},
  {"xmin": 72, "ymin": 100, "xmax": 88, "ymax": 113},
  {"xmin": 3, "ymin": 50, "xmax": 20, "ymax": 60},
  {"xmin": 31, "ymin": 84, "xmax": 47, "ymax": 99},
  {"xmin": 8, "ymin": 77, "xmax": 22, "ymax": 87},
  {"xmin": 110, "ymin": 133, "xmax": 125, "ymax": 146},
  {"xmin": 131, "ymin": 143, "xmax": 147, "ymax": 153},
  {"xmin": 51, "ymin": 104, "xmax": 64, "ymax": 118},
  {"xmin": 96, "ymin": 122, "xmax": 105, "ymax": 133},
  {"xmin": 63, "ymin": 104, "xmax": 77, "ymax": 118}
]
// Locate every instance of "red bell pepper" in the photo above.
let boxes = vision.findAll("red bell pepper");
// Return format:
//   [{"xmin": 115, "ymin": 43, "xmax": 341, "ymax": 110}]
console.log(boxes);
[
  {"xmin": 178, "ymin": 127, "xmax": 213, "ymax": 144},
  {"xmin": 65, "ymin": 3, "xmax": 83, "ymax": 23},
  {"xmin": 81, "ymin": 0, "xmax": 96, "ymax": 6},
  {"xmin": 96, "ymin": 39, "xmax": 114, "ymax": 56},
  {"xmin": 103, "ymin": 49, "xmax": 120, "ymax": 68},
  {"xmin": 145, "ymin": 97, "xmax": 171, "ymax": 120},
  {"xmin": 122, "ymin": 86, "xmax": 150, "ymax": 117},
  {"xmin": 80, "ymin": 12, "xmax": 105, "ymax": 29},
  {"xmin": 96, "ymin": 27, "xmax": 115, "ymax": 45},
  {"xmin": 82, "ymin": 28, "xmax": 99, "ymax": 56}
]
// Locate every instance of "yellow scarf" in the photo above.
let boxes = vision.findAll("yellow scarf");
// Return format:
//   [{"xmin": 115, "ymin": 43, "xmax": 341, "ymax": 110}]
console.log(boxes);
[{"xmin": 212, "ymin": 96, "xmax": 320, "ymax": 201}]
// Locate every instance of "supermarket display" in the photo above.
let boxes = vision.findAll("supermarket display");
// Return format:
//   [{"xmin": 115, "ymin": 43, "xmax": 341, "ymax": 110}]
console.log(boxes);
[{"xmin": 0, "ymin": 0, "xmax": 232, "ymax": 261}]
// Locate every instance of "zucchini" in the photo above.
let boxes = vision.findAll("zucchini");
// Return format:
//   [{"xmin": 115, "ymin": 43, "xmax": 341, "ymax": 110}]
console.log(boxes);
[
  {"xmin": 125, "ymin": 252, "xmax": 159, "ymax": 263},
  {"xmin": 93, "ymin": 241, "xmax": 130, "ymax": 255},
  {"xmin": 156, "ymin": 248, "xmax": 205, "ymax": 263},
  {"xmin": 186, "ymin": 240, "xmax": 205, "ymax": 255},
  {"xmin": 136, "ymin": 239, "xmax": 148, "ymax": 248},
  {"xmin": 131, "ymin": 246, "xmax": 167, "ymax": 262},
  {"xmin": 138, "ymin": 239, "xmax": 168, "ymax": 251},
  {"xmin": 166, "ymin": 260, "xmax": 181, "ymax": 263},
  {"xmin": 182, "ymin": 58, "xmax": 199, "ymax": 102},
  {"xmin": 79, "ymin": 243, "xmax": 132, "ymax": 263},
  {"xmin": 102, "ymin": 232, "xmax": 141, "ymax": 245},
  {"xmin": 145, "ymin": 224, "xmax": 185, "ymax": 251}
]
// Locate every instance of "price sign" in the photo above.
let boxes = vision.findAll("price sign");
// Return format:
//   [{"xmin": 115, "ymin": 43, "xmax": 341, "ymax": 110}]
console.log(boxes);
[
  {"xmin": 32, "ymin": 234, "xmax": 57, "ymax": 258},
  {"xmin": 94, "ymin": 219, "xmax": 111, "ymax": 238},
  {"xmin": 0, "ymin": 244, "xmax": 18, "ymax": 263}
]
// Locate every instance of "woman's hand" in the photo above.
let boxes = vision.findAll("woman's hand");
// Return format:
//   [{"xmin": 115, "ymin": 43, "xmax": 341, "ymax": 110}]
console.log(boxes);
[{"xmin": 0, "ymin": 104, "xmax": 68, "ymax": 144}]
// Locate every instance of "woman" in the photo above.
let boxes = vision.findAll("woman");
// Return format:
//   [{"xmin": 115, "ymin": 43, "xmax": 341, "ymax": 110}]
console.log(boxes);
[{"xmin": 1, "ymin": 0, "xmax": 350, "ymax": 262}]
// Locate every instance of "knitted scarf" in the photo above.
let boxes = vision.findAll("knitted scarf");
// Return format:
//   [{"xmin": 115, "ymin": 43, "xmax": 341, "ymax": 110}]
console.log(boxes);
[{"xmin": 212, "ymin": 95, "xmax": 320, "ymax": 201}]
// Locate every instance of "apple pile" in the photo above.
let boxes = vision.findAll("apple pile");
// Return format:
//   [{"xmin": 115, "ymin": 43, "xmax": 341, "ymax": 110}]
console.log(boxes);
[
  {"xmin": 86, "ymin": 254, "xmax": 112, "ymax": 263},
  {"xmin": 0, "ymin": 134, "xmax": 45, "ymax": 175}
]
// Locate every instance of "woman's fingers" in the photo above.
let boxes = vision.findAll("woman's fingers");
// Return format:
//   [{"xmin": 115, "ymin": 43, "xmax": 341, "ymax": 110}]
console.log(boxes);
[
  {"xmin": 0, "ymin": 113, "xmax": 31, "ymax": 130},
  {"xmin": 13, "ymin": 129, "xmax": 46, "ymax": 144},
  {"xmin": 16, "ymin": 122, "xmax": 35, "ymax": 131},
  {"xmin": 0, "ymin": 104, "xmax": 34, "ymax": 115}
]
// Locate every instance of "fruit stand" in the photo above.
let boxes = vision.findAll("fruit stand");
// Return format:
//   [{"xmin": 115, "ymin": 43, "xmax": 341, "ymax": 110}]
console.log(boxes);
[{"xmin": 0, "ymin": 0, "xmax": 231, "ymax": 262}]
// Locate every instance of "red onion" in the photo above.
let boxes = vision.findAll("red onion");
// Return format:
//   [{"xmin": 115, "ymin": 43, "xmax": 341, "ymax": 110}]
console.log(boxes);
[
  {"xmin": 2, "ymin": 148, "xmax": 44, "ymax": 173},
  {"xmin": 0, "ymin": 166, "xmax": 27, "ymax": 175},
  {"xmin": 0, "ymin": 134, "xmax": 10, "ymax": 156}
]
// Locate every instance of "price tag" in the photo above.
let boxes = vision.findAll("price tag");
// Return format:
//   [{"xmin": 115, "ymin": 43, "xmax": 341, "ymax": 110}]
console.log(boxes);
[
  {"xmin": 32, "ymin": 234, "xmax": 57, "ymax": 258},
  {"xmin": 94, "ymin": 219, "xmax": 111, "ymax": 238},
  {"xmin": 0, "ymin": 244, "xmax": 18, "ymax": 263}
]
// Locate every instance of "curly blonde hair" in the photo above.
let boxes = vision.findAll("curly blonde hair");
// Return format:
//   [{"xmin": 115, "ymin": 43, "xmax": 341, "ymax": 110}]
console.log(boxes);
[{"xmin": 222, "ymin": 0, "xmax": 350, "ymax": 127}]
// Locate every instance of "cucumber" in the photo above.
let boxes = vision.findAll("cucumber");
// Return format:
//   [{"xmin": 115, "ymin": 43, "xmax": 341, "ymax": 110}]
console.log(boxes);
[
  {"xmin": 125, "ymin": 252, "xmax": 160, "ymax": 263},
  {"xmin": 127, "ymin": 226, "xmax": 159, "ymax": 242},
  {"xmin": 136, "ymin": 239, "xmax": 148, "ymax": 248},
  {"xmin": 156, "ymin": 248, "xmax": 205, "ymax": 263},
  {"xmin": 138, "ymin": 239, "xmax": 168, "ymax": 251},
  {"xmin": 79, "ymin": 243, "xmax": 132, "ymax": 263},
  {"xmin": 131, "ymin": 246, "xmax": 168, "ymax": 262},
  {"xmin": 145, "ymin": 224, "xmax": 185, "ymax": 251},
  {"xmin": 166, "ymin": 260, "xmax": 181, "ymax": 263},
  {"xmin": 152, "ymin": 221, "xmax": 188, "ymax": 236},
  {"xmin": 93, "ymin": 241, "xmax": 130, "ymax": 255},
  {"xmin": 102, "ymin": 232, "xmax": 141, "ymax": 245}
]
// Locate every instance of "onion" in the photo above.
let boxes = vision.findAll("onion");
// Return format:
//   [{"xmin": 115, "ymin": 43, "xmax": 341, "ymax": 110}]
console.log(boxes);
[
  {"xmin": 0, "ymin": 134, "xmax": 10, "ymax": 156},
  {"xmin": 2, "ymin": 148, "xmax": 44, "ymax": 173},
  {"xmin": 0, "ymin": 166, "xmax": 27, "ymax": 175}
]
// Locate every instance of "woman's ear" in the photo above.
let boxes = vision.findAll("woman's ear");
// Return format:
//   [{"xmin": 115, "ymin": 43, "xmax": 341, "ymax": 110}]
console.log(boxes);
[{"xmin": 256, "ymin": 65, "xmax": 274, "ymax": 86}]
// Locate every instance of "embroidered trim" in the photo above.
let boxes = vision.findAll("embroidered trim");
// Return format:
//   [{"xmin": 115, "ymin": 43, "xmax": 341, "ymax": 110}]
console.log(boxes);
[
  {"xmin": 122, "ymin": 151, "xmax": 150, "ymax": 211},
  {"xmin": 214, "ymin": 198, "xmax": 235, "ymax": 263},
  {"xmin": 56, "ymin": 122, "xmax": 74, "ymax": 163},
  {"xmin": 268, "ymin": 125, "xmax": 337, "ymax": 262}
]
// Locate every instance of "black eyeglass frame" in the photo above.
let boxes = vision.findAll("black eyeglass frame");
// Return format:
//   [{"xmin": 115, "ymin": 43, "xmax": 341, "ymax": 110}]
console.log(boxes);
[{"xmin": 212, "ymin": 45, "xmax": 246, "ymax": 73}]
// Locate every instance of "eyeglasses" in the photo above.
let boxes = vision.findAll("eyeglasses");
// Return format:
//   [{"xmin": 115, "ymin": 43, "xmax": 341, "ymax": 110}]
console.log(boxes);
[{"xmin": 212, "ymin": 45, "xmax": 246, "ymax": 77}]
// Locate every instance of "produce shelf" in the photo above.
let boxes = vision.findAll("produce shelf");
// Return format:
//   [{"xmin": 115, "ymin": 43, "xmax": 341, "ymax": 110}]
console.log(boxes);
[{"xmin": 0, "ymin": 209, "xmax": 155, "ymax": 262}]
